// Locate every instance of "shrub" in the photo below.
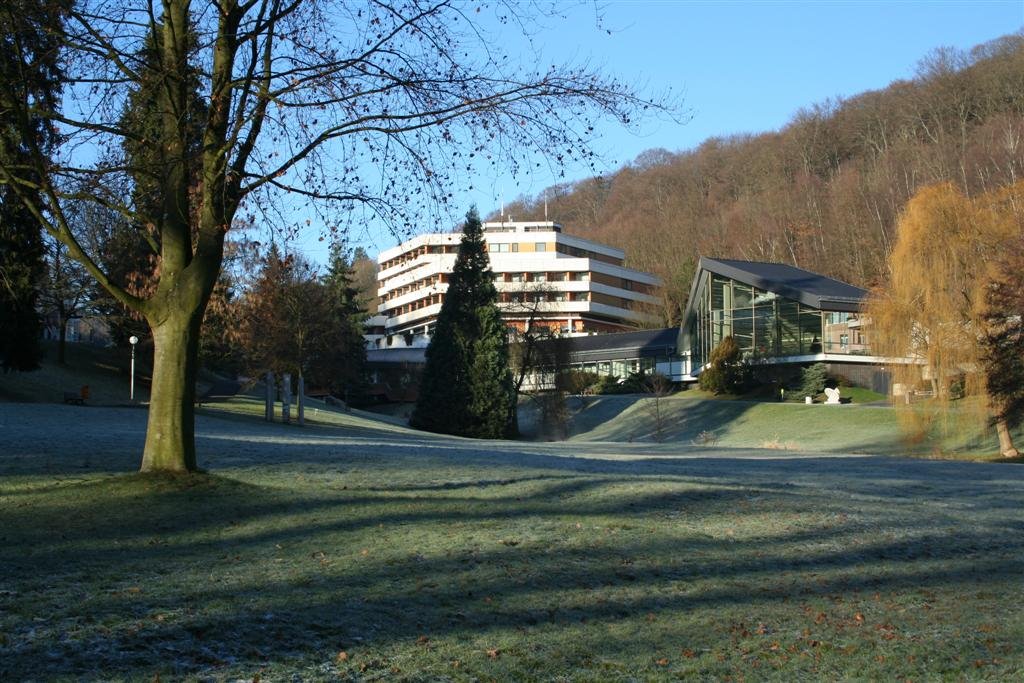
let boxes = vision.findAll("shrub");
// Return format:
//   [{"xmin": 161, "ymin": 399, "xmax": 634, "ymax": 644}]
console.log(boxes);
[
  {"xmin": 620, "ymin": 372, "xmax": 650, "ymax": 393},
  {"xmin": 699, "ymin": 336, "xmax": 746, "ymax": 395},
  {"xmin": 598, "ymin": 374, "xmax": 618, "ymax": 395},
  {"xmin": 798, "ymin": 363, "xmax": 829, "ymax": 398},
  {"xmin": 562, "ymin": 370, "xmax": 600, "ymax": 396},
  {"xmin": 831, "ymin": 372, "xmax": 852, "ymax": 388},
  {"xmin": 693, "ymin": 429, "xmax": 719, "ymax": 446}
]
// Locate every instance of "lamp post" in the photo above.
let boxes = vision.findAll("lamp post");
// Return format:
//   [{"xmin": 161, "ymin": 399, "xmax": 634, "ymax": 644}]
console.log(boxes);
[{"xmin": 129, "ymin": 335, "xmax": 139, "ymax": 401}]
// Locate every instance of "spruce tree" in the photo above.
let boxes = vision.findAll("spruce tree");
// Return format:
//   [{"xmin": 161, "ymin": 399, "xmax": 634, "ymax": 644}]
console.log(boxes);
[
  {"xmin": 468, "ymin": 305, "xmax": 517, "ymax": 438},
  {"xmin": 0, "ymin": 0, "xmax": 68, "ymax": 371},
  {"xmin": 319, "ymin": 241, "xmax": 369, "ymax": 404},
  {"xmin": 0, "ymin": 196, "xmax": 45, "ymax": 371},
  {"xmin": 411, "ymin": 207, "xmax": 515, "ymax": 437}
]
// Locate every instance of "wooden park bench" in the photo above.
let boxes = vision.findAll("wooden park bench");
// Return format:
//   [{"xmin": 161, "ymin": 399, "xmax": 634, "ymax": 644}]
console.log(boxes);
[{"xmin": 63, "ymin": 385, "xmax": 89, "ymax": 405}]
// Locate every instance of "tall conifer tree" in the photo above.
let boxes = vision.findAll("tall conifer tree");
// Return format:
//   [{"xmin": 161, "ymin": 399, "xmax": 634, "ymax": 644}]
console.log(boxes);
[
  {"xmin": 411, "ymin": 208, "xmax": 515, "ymax": 438},
  {"xmin": 0, "ymin": 0, "xmax": 68, "ymax": 371},
  {"xmin": 318, "ymin": 241, "xmax": 369, "ymax": 403}
]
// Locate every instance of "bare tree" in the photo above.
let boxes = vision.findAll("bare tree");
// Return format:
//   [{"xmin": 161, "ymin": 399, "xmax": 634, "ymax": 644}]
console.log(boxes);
[
  {"xmin": 644, "ymin": 371, "xmax": 674, "ymax": 442},
  {"xmin": 0, "ymin": 0, "xmax": 673, "ymax": 472},
  {"xmin": 504, "ymin": 280, "xmax": 563, "ymax": 395},
  {"xmin": 39, "ymin": 233, "xmax": 96, "ymax": 364},
  {"xmin": 502, "ymin": 286, "xmax": 578, "ymax": 438}
]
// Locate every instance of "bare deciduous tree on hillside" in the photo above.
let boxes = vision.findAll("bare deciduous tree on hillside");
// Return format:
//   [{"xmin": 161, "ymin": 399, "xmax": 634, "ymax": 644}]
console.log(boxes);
[
  {"xmin": 497, "ymin": 34, "xmax": 1024, "ymax": 322},
  {"xmin": 0, "ymin": 0, "xmax": 673, "ymax": 472}
]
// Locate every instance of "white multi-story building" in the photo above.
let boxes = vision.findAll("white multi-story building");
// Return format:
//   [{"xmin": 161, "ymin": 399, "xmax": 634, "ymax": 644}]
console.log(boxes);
[{"xmin": 373, "ymin": 220, "xmax": 661, "ymax": 348}]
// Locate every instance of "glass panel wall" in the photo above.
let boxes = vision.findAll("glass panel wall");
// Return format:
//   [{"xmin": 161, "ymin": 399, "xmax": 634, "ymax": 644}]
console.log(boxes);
[
  {"xmin": 823, "ymin": 312, "xmax": 869, "ymax": 355},
  {"xmin": 687, "ymin": 270, "xmax": 868, "ymax": 368}
]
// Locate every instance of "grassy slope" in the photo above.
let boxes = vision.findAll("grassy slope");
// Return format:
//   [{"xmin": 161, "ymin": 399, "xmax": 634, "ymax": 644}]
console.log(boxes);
[
  {"xmin": 562, "ymin": 394, "xmax": 1016, "ymax": 457},
  {"xmin": 1, "ymin": 399, "xmax": 1022, "ymax": 681},
  {"xmin": 205, "ymin": 395, "xmax": 413, "ymax": 431},
  {"xmin": 0, "ymin": 341, "xmax": 152, "ymax": 405}
]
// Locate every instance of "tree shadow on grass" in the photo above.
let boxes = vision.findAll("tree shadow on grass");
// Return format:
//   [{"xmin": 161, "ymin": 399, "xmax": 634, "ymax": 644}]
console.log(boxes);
[
  {"xmin": 2, "ymin": 459, "xmax": 1024, "ymax": 679},
  {"xmin": 563, "ymin": 395, "xmax": 764, "ymax": 445},
  {"xmin": 3, "ymin": 405, "xmax": 1024, "ymax": 678}
]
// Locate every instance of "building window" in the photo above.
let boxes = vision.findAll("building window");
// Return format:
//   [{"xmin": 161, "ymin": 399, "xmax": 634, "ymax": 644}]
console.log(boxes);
[{"xmin": 535, "ymin": 242, "xmax": 547, "ymax": 252}]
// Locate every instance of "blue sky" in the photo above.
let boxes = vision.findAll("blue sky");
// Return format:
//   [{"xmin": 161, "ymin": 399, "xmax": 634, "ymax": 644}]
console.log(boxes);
[{"xmin": 291, "ymin": 0, "xmax": 1023, "ymax": 261}]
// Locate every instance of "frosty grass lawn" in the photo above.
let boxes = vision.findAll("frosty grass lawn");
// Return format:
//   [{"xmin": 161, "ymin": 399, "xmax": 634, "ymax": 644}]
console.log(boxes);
[{"xmin": 1, "ymin": 399, "xmax": 1022, "ymax": 681}]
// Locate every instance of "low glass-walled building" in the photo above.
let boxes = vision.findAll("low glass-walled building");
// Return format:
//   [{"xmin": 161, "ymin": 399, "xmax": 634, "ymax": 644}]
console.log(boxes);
[{"xmin": 679, "ymin": 258, "xmax": 869, "ymax": 371}]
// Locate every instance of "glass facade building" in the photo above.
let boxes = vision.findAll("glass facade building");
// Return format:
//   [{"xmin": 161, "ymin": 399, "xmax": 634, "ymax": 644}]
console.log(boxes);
[{"xmin": 680, "ymin": 258, "xmax": 868, "ymax": 371}]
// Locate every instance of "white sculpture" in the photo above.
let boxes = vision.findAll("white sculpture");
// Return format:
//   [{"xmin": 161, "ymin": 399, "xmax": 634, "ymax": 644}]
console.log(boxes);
[{"xmin": 824, "ymin": 387, "xmax": 841, "ymax": 404}]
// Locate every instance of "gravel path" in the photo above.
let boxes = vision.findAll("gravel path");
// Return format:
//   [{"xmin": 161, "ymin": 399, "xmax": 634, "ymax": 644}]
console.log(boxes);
[{"xmin": 2, "ymin": 402, "xmax": 1022, "ymax": 510}]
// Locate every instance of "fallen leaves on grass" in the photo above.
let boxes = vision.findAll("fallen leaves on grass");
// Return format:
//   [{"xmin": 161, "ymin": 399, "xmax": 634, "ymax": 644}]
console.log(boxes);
[
  {"xmin": 486, "ymin": 648, "xmax": 500, "ymax": 659},
  {"xmin": 335, "ymin": 651, "xmax": 349, "ymax": 663},
  {"xmin": 875, "ymin": 623, "xmax": 898, "ymax": 640}
]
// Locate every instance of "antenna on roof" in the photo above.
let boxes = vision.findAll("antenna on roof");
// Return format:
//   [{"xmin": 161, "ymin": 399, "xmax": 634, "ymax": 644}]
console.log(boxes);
[
  {"xmin": 544, "ymin": 189, "xmax": 549, "ymax": 221},
  {"xmin": 500, "ymin": 189, "xmax": 505, "ymax": 222}
]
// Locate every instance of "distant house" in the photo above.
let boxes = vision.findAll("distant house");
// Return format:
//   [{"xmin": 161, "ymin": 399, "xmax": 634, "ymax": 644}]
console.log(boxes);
[{"xmin": 677, "ymin": 257, "xmax": 890, "ymax": 391}]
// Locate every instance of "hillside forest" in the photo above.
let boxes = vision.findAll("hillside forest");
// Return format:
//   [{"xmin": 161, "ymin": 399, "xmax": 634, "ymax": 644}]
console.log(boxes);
[{"xmin": 493, "ymin": 34, "xmax": 1024, "ymax": 325}]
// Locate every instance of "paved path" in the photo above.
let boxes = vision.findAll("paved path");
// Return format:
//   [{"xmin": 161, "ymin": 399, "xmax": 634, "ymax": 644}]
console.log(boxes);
[{"xmin": 1, "ymin": 403, "xmax": 1022, "ymax": 514}]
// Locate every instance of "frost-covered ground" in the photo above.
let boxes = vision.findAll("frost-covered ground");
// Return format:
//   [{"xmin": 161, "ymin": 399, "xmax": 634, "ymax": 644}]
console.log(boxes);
[
  {"xmin": 2, "ymin": 400, "xmax": 1017, "ymax": 491},
  {"xmin": 1, "ymin": 402, "xmax": 1022, "ymax": 681}
]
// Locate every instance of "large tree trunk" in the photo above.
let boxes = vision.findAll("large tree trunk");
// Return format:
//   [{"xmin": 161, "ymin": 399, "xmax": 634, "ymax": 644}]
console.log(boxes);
[
  {"xmin": 140, "ymin": 307, "xmax": 203, "ymax": 472},
  {"xmin": 996, "ymin": 418, "xmax": 1019, "ymax": 458}
]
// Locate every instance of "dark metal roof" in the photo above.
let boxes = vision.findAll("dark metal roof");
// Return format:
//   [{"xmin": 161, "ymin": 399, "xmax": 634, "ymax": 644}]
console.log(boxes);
[
  {"xmin": 367, "ymin": 330, "xmax": 678, "ymax": 367},
  {"xmin": 567, "ymin": 327, "xmax": 678, "ymax": 362},
  {"xmin": 367, "ymin": 347, "xmax": 427, "ymax": 365},
  {"xmin": 700, "ymin": 257, "xmax": 867, "ymax": 310},
  {"xmin": 678, "ymin": 257, "xmax": 867, "ymax": 351}
]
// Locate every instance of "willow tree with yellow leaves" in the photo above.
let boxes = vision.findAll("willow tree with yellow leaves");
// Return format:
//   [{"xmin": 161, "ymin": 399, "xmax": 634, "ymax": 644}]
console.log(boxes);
[{"xmin": 867, "ymin": 182, "xmax": 1023, "ymax": 457}]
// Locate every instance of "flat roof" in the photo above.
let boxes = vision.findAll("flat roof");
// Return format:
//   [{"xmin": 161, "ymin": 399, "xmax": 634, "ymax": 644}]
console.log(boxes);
[
  {"xmin": 567, "ymin": 327, "xmax": 678, "ymax": 361},
  {"xmin": 367, "ymin": 348, "xmax": 427, "ymax": 364}
]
